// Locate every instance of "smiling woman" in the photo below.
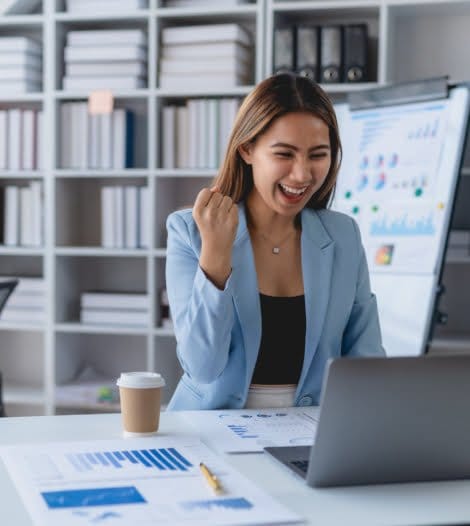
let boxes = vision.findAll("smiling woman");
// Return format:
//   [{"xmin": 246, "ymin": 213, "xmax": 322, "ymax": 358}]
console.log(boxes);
[{"xmin": 165, "ymin": 73, "xmax": 385, "ymax": 411}]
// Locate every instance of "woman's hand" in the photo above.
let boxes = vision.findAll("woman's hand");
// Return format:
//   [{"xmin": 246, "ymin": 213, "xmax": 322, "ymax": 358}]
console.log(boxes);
[{"xmin": 193, "ymin": 187, "xmax": 239, "ymax": 289}]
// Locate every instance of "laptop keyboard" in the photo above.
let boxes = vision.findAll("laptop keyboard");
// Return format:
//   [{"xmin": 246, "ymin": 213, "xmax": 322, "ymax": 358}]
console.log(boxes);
[{"xmin": 291, "ymin": 460, "xmax": 309, "ymax": 473}]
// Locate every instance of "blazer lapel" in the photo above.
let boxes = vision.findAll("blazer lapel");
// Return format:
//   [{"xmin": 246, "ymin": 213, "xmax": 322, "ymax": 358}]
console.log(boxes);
[
  {"xmin": 230, "ymin": 205, "xmax": 262, "ymax": 387},
  {"xmin": 298, "ymin": 210, "xmax": 335, "ymax": 391}
]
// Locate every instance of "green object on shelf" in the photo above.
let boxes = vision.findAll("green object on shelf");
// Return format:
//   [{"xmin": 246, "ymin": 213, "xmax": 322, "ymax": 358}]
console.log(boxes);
[{"xmin": 97, "ymin": 387, "xmax": 115, "ymax": 403}]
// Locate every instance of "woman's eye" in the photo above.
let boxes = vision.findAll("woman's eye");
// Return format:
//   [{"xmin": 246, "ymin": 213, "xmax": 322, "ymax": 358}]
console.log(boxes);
[
  {"xmin": 310, "ymin": 153, "xmax": 328, "ymax": 160},
  {"xmin": 275, "ymin": 152, "xmax": 292, "ymax": 158}
]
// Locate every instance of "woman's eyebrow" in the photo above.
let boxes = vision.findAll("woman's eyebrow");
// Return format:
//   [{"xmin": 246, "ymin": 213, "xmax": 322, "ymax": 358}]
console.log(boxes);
[{"xmin": 270, "ymin": 142, "xmax": 330, "ymax": 151}]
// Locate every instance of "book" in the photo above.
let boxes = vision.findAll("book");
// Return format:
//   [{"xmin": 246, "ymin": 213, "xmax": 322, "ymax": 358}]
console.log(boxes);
[
  {"xmin": 176, "ymin": 105, "xmax": 188, "ymax": 168},
  {"xmin": 138, "ymin": 186, "xmax": 149, "ymax": 248},
  {"xmin": 0, "ymin": 307, "xmax": 45, "ymax": 323},
  {"xmin": 5, "ymin": 292, "xmax": 44, "ymax": 308},
  {"xmin": 161, "ymin": 23, "xmax": 252, "ymax": 47},
  {"xmin": 0, "ymin": 110, "xmax": 7, "ymax": 170},
  {"xmin": 0, "ymin": 53, "xmax": 41, "ymax": 68},
  {"xmin": 0, "ymin": 67, "xmax": 42, "ymax": 81},
  {"xmin": 162, "ymin": 105, "xmax": 176, "ymax": 169},
  {"xmin": 342, "ymin": 24, "xmax": 368, "ymax": 83},
  {"xmin": 21, "ymin": 110, "xmax": 36, "ymax": 171},
  {"xmin": 30, "ymin": 180, "xmax": 42, "ymax": 246},
  {"xmin": 66, "ymin": 0, "xmax": 145, "ymax": 14},
  {"xmin": 124, "ymin": 186, "xmax": 138, "ymax": 249},
  {"xmin": 64, "ymin": 46, "xmax": 147, "ymax": 63},
  {"xmin": 114, "ymin": 186, "xmax": 124, "ymax": 248},
  {"xmin": 36, "ymin": 110, "xmax": 44, "ymax": 170},
  {"xmin": 66, "ymin": 29, "xmax": 147, "ymax": 47},
  {"xmin": 0, "ymin": 276, "xmax": 45, "ymax": 293},
  {"xmin": 0, "ymin": 37, "xmax": 41, "ymax": 54},
  {"xmin": 161, "ymin": 41, "xmax": 251, "ymax": 62},
  {"xmin": 7, "ymin": 109, "xmax": 21, "ymax": 171},
  {"xmin": 159, "ymin": 57, "xmax": 249, "ymax": 75},
  {"xmin": 273, "ymin": 27, "xmax": 296, "ymax": 74},
  {"xmin": 100, "ymin": 112, "xmax": 113, "ymax": 169},
  {"xmin": 296, "ymin": 25, "xmax": 320, "ymax": 81},
  {"xmin": 65, "ymin": 61, "xmax": 146, "ymax": 78},
  {"xmin": 159, "ymin": 72, "xmax": 249, "ymax": 89},
  {"xmin": 80, "ymin": 307, "xmax": 149, "ymax": 327},
  {"xmin": 81, "ymin": 292, "xmax": 148, "ymax": 310},
  {"xmin": 165, "ymin": 0, "xmax": 250, "ymax": 5},
  {"xmin": 320, "ymin": 25, "xmax": 342, "ymax": 83},
  {"xmin": 101, "ymin": 186, "xmax": 115, "ymax": 248},
  {"xmin": 19, "ymin": 186, "xmax": 32, "ymax": 246},
  {"xmin": 63, "ymin": 76, "xmax": 145, "ymax": 91}
]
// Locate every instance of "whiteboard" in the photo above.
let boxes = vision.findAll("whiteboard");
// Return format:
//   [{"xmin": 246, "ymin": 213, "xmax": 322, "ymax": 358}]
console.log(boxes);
[{"xmin": 332, "ymin": 85, "xmax": 470, "ymax": 356}]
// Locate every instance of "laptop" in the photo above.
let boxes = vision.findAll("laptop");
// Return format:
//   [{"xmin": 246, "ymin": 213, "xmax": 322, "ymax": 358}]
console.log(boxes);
[{"xmin": 265, "ymin": 354, "xmax": 470, "ymax": 487}]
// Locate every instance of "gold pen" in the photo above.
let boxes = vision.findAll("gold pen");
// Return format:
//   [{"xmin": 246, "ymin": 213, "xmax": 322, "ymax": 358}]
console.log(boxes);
[{"xmin": 199, "ymin": 462, "xmax": 224, "ymax": 495}]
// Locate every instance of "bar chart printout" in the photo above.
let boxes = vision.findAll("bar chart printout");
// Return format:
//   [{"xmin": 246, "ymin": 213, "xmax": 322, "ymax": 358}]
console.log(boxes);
[{"xmin": 0, "ymin": 437, "xmax": 302, "ymax": 526}]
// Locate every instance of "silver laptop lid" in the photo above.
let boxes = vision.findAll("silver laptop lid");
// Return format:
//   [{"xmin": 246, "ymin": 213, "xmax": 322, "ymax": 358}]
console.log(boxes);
[{"xmin": 309, "ymin": 355, "xmax": 470, "ymax": 487}]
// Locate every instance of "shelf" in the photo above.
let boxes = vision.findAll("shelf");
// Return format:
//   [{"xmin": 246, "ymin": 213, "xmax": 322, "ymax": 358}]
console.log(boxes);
[
  {"xmin": 54, "ymin": 169, "xmax": 150, "ymax": 178},
  {"xmin": 0, "ymin": 246, "xmax": 44, "ymax": 256},
  {"xmin": 54, "ymin": 400, "xmax": 120, "ymax": 412},
  {"xmin": 4, "ymin": 383, "xmax": 45, "ymax": 406},
  {"xmin": 156, "ymin": 86, "xmax": 254, "ymax": 97},
  {"xmin": 154, "ymin": 248, "xmax": 167, "ymax": 257},
  {"xmin": 54, "ymin": 90, "xmax": 150, "ymax": 100},
  {"xmin": 0, "ymin": 93, "xmax": 44, "ymax": 103},
  {"xmin": 445, "ymin": 254, "xmax": 470, "ymax": 264},
  {"xmin": 155, "ymin": 169, "xmax": 217, "ymax": 178},
  {"xmin": 54, "ymin": 10, "xmax": 150, "ymax": 22},
  {"xmin": 273, "ymin": 0, "xmax": 381, "ymax": 13},
  {"xmin": 55, "ymin": 322, "xmax": 149, "ymax": 335},
  {"xmin": 0, "ymin": 171, "xmax": 43, "ymax": 179},
  {"xmin": 0, "ymin": 14, "xmax": 43, "ymax": 26},
  {"xmin": 0, "ymin": 322, "xmax": 44, "ymax": 332},
  {"xmin": 322, "ymin": 82, "xmax": 381, "ymax": 94},
  {"xmin": 55, "ymin": 247, "xmax": 149, "ymax": 257},
  {"xmin": 430, "ymin": 335, "xmax": 470, "ymax": 352}
]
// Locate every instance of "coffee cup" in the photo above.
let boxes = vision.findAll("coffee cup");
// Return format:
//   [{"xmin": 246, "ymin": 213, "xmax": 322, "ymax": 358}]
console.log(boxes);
[{"xmin": 116, "ymin": 372, "xmax": 165, "ymax": 437}]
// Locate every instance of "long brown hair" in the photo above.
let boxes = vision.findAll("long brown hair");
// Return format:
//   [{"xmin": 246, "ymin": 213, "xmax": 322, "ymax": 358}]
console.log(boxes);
[{"xmin": 214, "ymin": 73, "xmax": 342, "ymax": 209}]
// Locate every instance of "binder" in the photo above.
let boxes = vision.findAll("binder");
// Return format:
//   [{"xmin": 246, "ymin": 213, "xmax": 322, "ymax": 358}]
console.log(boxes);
[
  {"xmin": 296, "ymin": 25, "xmax": 320, "ymax": 81},
  {"xmin": 320, "ymin": 25, "xmax": 342, "ymax": 83},
  {"xmin": 273, "ymin": 27, "xmax": 295, "ymax": 74},
  {"xmin": 343, "ymin": 24, "xmax": 368, "ymax": 83}
]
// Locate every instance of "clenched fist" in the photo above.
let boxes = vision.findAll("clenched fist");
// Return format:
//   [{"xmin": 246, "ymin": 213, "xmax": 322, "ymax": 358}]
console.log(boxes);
[{"xmin": 193, "ymin": 187, "xmax": 238, "ymax": 289}]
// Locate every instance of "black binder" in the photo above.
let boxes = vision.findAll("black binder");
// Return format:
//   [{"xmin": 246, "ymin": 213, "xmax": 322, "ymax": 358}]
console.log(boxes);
[
  {"xmin": 320, "ymin": 25, "xmax": 342, "ymax": 83},
  {"xmin": 343, "ymin": 24, "xmax": 368, "ymax": 83},
  {"xmin": 273, "ymin": 26, "xmax": 296, "ymax": 74},
  {"xmin": 296, "ymin": 25, "xmax": 320, "ymax": 81}
]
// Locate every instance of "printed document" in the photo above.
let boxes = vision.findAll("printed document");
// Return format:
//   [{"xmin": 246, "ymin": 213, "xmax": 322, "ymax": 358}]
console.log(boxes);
[{"xmin": 0, "ymin": 436, "xmax": 302, "ymax": 526}]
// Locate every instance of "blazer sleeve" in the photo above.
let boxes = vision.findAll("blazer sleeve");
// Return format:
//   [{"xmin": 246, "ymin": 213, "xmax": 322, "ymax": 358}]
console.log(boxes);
[
  {"xmin": 165, "ymin": 212, "xmax": 236, "ymax": 383},
  {"xmin": 342, "ymin": 218, "xmax": 386, "ymax": 357}
]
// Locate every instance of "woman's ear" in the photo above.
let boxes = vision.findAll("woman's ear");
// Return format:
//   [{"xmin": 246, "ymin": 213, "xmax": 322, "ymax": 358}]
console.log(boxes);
[{"xmin": 238, "ymin": 143, "xmax": 252, "ymax": 165}]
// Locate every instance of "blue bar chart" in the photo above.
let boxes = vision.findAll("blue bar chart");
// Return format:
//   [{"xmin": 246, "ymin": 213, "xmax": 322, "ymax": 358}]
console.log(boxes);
[{"xmin": 65, "ymin": 447, "xmax": 193, "ymax": 473}]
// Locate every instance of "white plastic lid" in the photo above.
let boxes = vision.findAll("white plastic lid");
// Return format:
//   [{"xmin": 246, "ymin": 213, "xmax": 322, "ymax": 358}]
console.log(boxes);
[{"xmin": 116, "ymin": 372, "xmax": 165, "ymax": 389}]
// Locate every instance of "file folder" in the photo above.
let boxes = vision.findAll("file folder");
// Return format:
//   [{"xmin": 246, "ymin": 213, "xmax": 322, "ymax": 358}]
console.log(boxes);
[
  {"xmin": 343, "ymin": 24, "xmax": 368, "ymax": 82},
  {"xmin": 320, "ymin": 25, "xmax": 342, "ymax": 83},
  {"xmin": 296, "ymin": 25, "xmax": 320, "ymax": 81},
  {"xmin": 273, "ymin": 27, "xmax": 295, "ymax": 74}
]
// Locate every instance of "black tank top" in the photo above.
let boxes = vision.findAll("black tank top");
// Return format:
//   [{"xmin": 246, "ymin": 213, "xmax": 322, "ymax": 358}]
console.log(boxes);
[{"xmin": 251, "ymin": 293, "xmax": 306, "ymax": 385}]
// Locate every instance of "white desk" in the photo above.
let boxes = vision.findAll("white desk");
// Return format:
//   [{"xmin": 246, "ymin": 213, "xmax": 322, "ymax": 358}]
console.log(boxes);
[{"xmin": 1, "ymin": 411, "xmax": 470, "ymax": 526}]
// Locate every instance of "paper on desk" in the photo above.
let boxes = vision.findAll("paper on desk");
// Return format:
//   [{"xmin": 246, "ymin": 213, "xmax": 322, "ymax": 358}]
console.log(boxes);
[
  {"xmin": 0, "ymin": 436, "xmax": 303, "ymax": 526},
  {"xmin": 182, "ymin": 407, "xmax": 318, "ymax": 453}
]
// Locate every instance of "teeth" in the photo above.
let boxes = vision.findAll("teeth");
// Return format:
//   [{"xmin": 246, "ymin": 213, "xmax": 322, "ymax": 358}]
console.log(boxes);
[{"xmin": 280, "ymin": 183, "xmax": 308, "ymax": 195}]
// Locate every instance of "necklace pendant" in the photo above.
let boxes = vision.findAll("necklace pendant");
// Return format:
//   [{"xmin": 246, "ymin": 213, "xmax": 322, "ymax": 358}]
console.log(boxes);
[{"xmin": 272, "ymin": 247, "xmax": 280, "ymax": 254}]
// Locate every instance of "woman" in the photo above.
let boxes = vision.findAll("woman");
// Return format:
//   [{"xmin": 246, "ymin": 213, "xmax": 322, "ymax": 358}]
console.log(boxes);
[{"xmin": 166, "ymin": 73, "xmax": 384, "ymax": 411}]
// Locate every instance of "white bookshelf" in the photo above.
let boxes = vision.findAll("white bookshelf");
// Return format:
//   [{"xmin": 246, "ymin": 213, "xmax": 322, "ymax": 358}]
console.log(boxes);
[{"xmin": 1, "ymin": 0, "xmax": 470, "ymax": 416}]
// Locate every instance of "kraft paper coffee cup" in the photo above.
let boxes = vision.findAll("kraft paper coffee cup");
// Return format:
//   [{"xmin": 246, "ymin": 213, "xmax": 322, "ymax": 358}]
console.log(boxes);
[{"xmin": 116, "ymin": 372, "xmax": 165, "ymax": 437}]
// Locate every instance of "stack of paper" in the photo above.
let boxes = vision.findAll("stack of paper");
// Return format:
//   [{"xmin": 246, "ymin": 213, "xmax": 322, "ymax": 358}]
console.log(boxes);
[
  {"xmin": 63, "ymin": 29, "xmax": 147, "ymax": 91},
  {"xmin": 0, "ymin": 276, "xmax": 45, "ymax": 324},
  {"xmin": 159, "ymin": 23, "xmax": 253, "ymax": 89},
  {"xmin": 0, "ymin": 37, "xmax": 42, "ymax": 94},
  {"xmin": 80, "ymin": 291, "xmax": 149, "ymax": 327}
]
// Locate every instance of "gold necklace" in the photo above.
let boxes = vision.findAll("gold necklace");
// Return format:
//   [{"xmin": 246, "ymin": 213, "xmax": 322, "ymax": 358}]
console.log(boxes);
[{"xmin": 256, "ymin": 229, "xmax": 297, "ymax": 255}]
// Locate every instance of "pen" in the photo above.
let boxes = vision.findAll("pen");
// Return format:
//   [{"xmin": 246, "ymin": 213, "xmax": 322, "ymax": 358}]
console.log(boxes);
[{"xmin": 199, "ymin": 462, "xmax": 224, "ymax": 495}]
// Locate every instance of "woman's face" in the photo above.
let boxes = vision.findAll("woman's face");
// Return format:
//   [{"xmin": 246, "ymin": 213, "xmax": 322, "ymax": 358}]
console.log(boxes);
[{"xmin": 240, "ymin": 111, "xmax": 332, "ymax": 218}]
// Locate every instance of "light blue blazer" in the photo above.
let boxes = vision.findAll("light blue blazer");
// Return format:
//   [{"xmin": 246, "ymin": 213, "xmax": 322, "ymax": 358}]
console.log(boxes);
[{"xmin": 166, "ymin": 204, "xmax": 384, "ymax": 411}]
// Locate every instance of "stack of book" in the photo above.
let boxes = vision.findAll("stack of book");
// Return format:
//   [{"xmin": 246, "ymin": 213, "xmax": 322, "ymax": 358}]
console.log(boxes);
[
  {"xmin": 0, "ymin": 37, "xmax": 42, "ymax": 94},
  {"xmin": 60, "ymin": 102, "xmax": 134, "ymax": 169},
  {"xmin": 0, "ymin": 108, "xmax": 44, "ymax": 171},
  {"xmin": 65, "ymin": 0, "xmax": 145, "ymax": 14},
  {"xmin": 63, "ymin": 29, "xmax": 147, "ymax": 91},
  {"xmin": 101, "ymin": 186, "xmax": 149, "ymax": 249},
  {"xmin": 1, "ymin": 182, "xmax": 43, "ymax": 247},
  {"xmin": 80, "ymin": 292, "xmax": 149, "ymax": 327},
  {"xmin": 0, "ymin": 276, "xmax": 45, "ymax": 324},
  {"xmin": 159, "ymin": 23, "xmax": 253, "ymax": 89},
  {"xmin": 161, "ymin": 98, "xmax": 240, "ymax": 169}
]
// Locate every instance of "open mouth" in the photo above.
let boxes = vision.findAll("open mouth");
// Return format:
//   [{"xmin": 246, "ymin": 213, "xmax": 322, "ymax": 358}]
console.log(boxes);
[{"xmin": 279, "ymin": 183, "xmax": 309, "ymax": 199}]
